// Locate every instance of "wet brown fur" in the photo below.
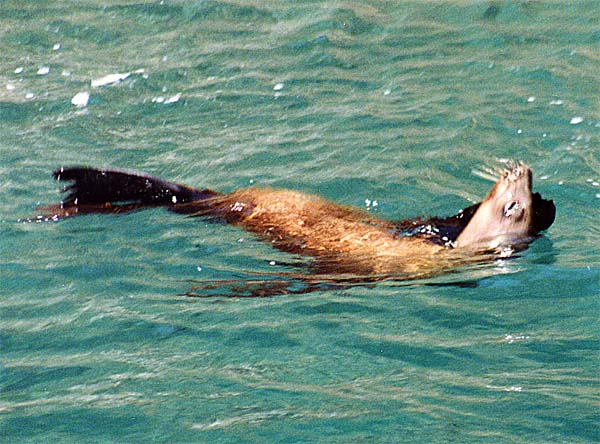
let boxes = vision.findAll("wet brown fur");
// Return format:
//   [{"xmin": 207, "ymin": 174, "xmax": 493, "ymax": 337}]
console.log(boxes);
[
  {"xmin": 171, "ymin": 189, "xmax": 491, "ymax": 277},
  {"xmin": 182, "ymin": 162, "xmax": 547, "ymax": 276}
]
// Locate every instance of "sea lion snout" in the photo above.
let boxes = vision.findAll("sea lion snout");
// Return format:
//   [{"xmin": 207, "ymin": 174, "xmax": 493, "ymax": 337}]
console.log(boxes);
[
  {"xmin": 497, "ymin": 162, "xmax": 533, "ymax": 222},
  {"xmin": 502, "ymin": 160, "xmax": 530, "ymax": 182}
]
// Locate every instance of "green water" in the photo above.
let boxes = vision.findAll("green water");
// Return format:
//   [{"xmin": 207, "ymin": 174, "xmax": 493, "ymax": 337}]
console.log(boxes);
[{"xmin": 1, "ymin": 1, "xmax": 599, "ymax": 443}]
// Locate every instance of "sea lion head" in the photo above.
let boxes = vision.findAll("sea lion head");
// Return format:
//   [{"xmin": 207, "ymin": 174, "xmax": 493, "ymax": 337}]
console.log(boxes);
[{"xmin": 455, "ymin": 161, "xmax": 555, "ymax": 250}]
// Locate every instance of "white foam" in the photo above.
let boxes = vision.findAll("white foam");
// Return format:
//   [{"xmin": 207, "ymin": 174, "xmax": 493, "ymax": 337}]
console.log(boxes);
[
  {"xmin": 569, "ymin": 116, "xmax": 583, "ymax": 125},
  {"xmin": 91, "ymin": 72, "xmax": 130, "ymax": 88},
  {"xmin": 164, "ymin": 93, "xmax": 181, "ymax": 104},
  {"xmin": 71, "ymin": 91, "xmax": 90, "ymax": 107}
]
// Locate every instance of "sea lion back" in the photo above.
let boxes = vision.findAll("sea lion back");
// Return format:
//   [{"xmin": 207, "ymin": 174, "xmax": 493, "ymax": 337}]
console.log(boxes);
[{"xmin": 216, "ymin": 187, "xmax": 444, "ymax": 275}]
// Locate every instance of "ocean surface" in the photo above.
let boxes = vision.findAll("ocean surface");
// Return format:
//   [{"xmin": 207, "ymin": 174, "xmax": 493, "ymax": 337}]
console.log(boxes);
[{"xmin": 1, "ymin": 1, "xmax": 599, "ymax": 443}]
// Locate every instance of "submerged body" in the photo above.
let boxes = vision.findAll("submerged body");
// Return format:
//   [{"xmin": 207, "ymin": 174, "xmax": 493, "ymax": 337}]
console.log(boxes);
[
  {"xmin": 40, "ymin": 162, "xmax": 555, "ymax": 279},
  {"xmin": 209, "ymin": 187, "xmax": 445, "ymax": 276}
]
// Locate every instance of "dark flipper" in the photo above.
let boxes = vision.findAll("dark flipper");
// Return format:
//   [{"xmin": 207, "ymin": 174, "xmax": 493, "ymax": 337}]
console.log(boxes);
[
  {"xmin": 44, "ymin": 167, "xmax": 221, "ymax": 218},
  {"xmin": 531, "ymin": 192, "xmax": 555, "ymax": 233},
  {"xmin": 54, "ymin": 166, "xmax": 218, "ymax": 205}
]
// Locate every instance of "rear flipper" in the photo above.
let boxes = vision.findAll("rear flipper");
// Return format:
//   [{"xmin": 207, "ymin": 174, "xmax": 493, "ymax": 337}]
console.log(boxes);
[{"xmin": 41, "ymin": 166, "xmax": 221, "ymax": 219}]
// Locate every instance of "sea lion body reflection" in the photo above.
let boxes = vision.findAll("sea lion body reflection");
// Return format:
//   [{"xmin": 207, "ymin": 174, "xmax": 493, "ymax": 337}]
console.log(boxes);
[{"xmin": 41, "ymin": 162, "xmax": 555, "ymax": 279}]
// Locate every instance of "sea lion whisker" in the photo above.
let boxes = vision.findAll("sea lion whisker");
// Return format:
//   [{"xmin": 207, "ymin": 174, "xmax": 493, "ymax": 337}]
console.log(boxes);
[{"xmin": 471, "ymin": 167, "xmax": 499, "ymax": 183}]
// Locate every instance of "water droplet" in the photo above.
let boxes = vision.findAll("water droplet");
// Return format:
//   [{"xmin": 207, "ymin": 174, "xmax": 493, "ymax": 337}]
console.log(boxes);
[
  {"xmin": 570, "ymin": 116, "xmax": 583, "ymax": 125},
  {"xmin": 91, "ymin": 72, "xmax": 130, "ymax": 88},
  {"xmin": 71, "ymin": 91, "xmax": 89, "ymax": 107},
  {"xmin": 164, "ymin": 93, "xmax": 181, "ymax": 104}
]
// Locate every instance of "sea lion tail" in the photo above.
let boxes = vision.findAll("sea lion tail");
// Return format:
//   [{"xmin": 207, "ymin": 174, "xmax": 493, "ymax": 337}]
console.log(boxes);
[
  {"xmin": 40, "ymin": 166, "xmax": 220, "ymax": 219},
  {"xmin": 53, "ymin": 166, "xmax": 216, "ymax": 205}
]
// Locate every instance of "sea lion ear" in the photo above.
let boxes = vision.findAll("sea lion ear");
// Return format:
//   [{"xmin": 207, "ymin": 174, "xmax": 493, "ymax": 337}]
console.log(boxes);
[{"xmin": 531, "ymin": 192, "xmax": 555, "ymax": 233}]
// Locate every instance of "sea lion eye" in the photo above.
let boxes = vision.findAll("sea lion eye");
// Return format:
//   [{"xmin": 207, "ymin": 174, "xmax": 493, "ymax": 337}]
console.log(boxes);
[{"xmin": 503, "ymin": 201, "xmax": 520, "ymax": 217}]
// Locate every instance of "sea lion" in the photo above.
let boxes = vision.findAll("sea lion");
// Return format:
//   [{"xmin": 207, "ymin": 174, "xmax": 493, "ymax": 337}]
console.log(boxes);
[{"xmin": 38, "ymin": 161, "xmax": 555, "ymax": 279}]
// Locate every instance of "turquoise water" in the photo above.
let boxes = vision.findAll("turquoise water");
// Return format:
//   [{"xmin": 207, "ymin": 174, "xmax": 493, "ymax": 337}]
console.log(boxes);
[{"xmin": 1, "ymin": 1, "xmax": 599, "ymax": 443}]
